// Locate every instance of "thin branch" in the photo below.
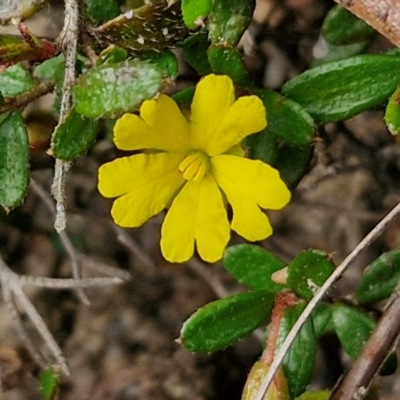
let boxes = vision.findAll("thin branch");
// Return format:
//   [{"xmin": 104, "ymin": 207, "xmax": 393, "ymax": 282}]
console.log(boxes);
[
  {"xmin": 254, "ymin": 200, "xmax": 400, "ymax": 400},
  {"xmin": 30, "ymin": 179, "xmax": 89, "ymax": 304},
  {"xmin": 18, "ymin": 275, "xmax": 124, "ymax": 289},
  {"xmin": 330, "ymin": 293, "xmax": 400, "ymax": 400},
  {"xmin": 335, "ymin": 0, "xmax": 400, "ymax": 48},
  {"xmin": 0, "ymin": 81, "xmax": 55, "ymax": 114},
  {"xmin": 51, "ymin": 0, "xmax": 80, "ymax": 233},
  {"xmin": 0, "ymin": 258, "xmax": 70, "ymax": 375}
]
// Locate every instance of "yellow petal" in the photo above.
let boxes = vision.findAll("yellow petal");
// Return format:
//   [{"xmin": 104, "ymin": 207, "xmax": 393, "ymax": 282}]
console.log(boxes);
[
  {"xmin": 114, "ymin": 95, "xmax": 191, "ymax": 153},
  {"xmin": 161, "ymin": 175, "xmax": 230, "ymax": 263},
  {"xmin": 98, "ymin": 153, "xmax": 185, "ymax": 227},
  {"xmin": 211, "ymin": 155, "xmax": 291, "ymax": 240},
  {"xmin": 189, "ymin": 74, "xmax": 235, "ymax": 151},
  {"xmin": 206, "ymin": 95, "xmax": 267, "ymax": 156}
]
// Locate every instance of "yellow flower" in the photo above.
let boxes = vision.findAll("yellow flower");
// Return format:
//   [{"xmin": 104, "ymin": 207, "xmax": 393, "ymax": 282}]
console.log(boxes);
[{"xmin": 98, "ymin": 74, "xmax": 291, "ymax": 263}]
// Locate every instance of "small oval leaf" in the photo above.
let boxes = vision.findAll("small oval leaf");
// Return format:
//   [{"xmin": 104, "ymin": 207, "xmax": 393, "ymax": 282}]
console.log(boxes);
[
  {"xmin": 180, "ymin": 290, "xmax": 275, "ymax": 352},
  {"xmin": 73, "ymin": 60, "xmax": 164, "ymax": 118},
  {"xmin": 255, "ymin": 89, "xmax": 316, "ymax": 145},
  {"xmin": 50, "ymin": 108, "xmax": 100, "ymax": 161},
  {"xmin": 356, "ymin": 250, "xmax": 400, "ymax": 304},
  {"xmin": 322, "ymin": 5, "xmax": 375, "ymax": 46},
  {"xmin": 278, "ymin": 302, "xmax": 317, "ymax": 398},
  {"xmin": 282, "ymin": 54, "xmax": 400, "ymax": 123},
  {"xmin": 223, "ymin": 244, "xmax": 286, "ymax": 292},
  {"xmin": 182, "ymin": 0, "xmax": 212, "ymax": 29},
  {"xmin": 287, "ymin": 250, "xmax": 335, "ymax": 300},
  {"xmin": 0, "ymin": 112, "xmax": 30, "ymax": 209},
  {"xmin": 332, "ymin": 304, "xmax": 376, "ymax": 359},
  {"xmin": 0, "ymin": 63, "xmax": 36, "ymax": 97}
]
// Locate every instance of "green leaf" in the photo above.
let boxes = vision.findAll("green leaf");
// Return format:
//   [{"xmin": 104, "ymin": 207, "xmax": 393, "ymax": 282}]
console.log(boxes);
[
  {"xmin": 282, "ymin": 54, "xmax": 400, "ymax": 123},
  {"xmin": 33, "ymin": 54, "xmax": 65, "ymax": 81},
  {"xmin": 295, "ymin": 390, "xmax": 331, "ymax": 400},
  {"xmin": 172, "ymin": 85, "xmax": 195, "ymax": 108},
  {"xmin": 145, "ymin": 50, "xmax": 179, "ymax": 80},
  {"xmin": 97, "ymin": 46, "xmax": 128, "ymax": 66},
  {"xmin": 207, "ymin": 45, "xmax": 250, "ymax": 85},
  {"xmin": 182, "ymin": 0, "xmax": 212, "ymax": 29},
  {"xmin": 81, "ymin": 0, "xmax": 121, "ymax": 24},
  {"xmin": 181, "ymin": 33, "xmax": 212, "ymax": 75},
  {"xmin": 91, "ymin": 1, "xmax": 188, "ymax": 55},
  {"xmin": 244, "ymin": 129, "xmax": 279, "ymax": 166},
  {"xmin": 50, "ymin": 108, "xmax": 100, "ymax": 161},
  {"xmin": 223, "ymin": 244, "xmax": 286, "ymax": 292},
  {"xmin": 287, "ymin": 250, "xmax": 335, "ymax": 300},
  {"xmin": 0, "ymin": 112, "xmax": 30, "ymax": 209},
  {"xmin": 385, "ymin": 85, "xmax": 400, "ymax": 135},
  {"xmin": 73, "ymin": 60, "xmax": 164, "ymax": 118},
  {"xmin": 255, "ymin": 89, "xmax": 316, "ymax": 145},
  {"xmin": 332, "ymin": 304, "xmax": 376, "ymax": 359},
  {"xmin": 180, "ymin": 290, "xmax": 275, "ymax": 352},
  {"xmin": 322, "ymin": 5, "xmax": 375, "ymax": 46},
  {"xmin": 39, "ymin": 366, "xmax": 59, "ymax": 400},
  {"xmin": 279, "ymin": 302, "xmax": 317, "ymax": 398},
  {"xmin": 207, "ymin": 0, "xmax": 254, "ymax": 46},
  {"xmin": 0, "ymin": 64, "xmax": 36, "ymax": 97},
  {"xmin": 311, "ymin": 303, "xmax": 332, "ymax": 337},
  {"xmin": 356, "ymin": 250, "xmax": 400, "ymax": 304},
  {"xmin": 274, "ymin": 143, "xmax": 313, "ymax": 188}
]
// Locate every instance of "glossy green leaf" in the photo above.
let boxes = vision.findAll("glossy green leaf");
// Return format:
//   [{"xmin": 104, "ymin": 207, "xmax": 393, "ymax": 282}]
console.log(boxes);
[
  {"xmin": 207, "ymin": 0, "xmax": 254, "ymax": 46},
  {"xmin": 73, "ymin": 60, "xmax": 163, "ymax": 118},
  {"xmin": 181, "ymin": 33, "xmax": 212, "ymax": 75},
  {"xmin": 295, "ymin": 390, "xmax": 330, "ymax": 400},
  {"xmin": 282, "ymin": 54, "xmax": 400, "ymax": 123},
  {"xmin": 311, "ymin": 303, "xmax": 332, "ymax": 337},
  {"xmin": 385, "ymin": 85, "xmax": 400, "ymax": 135},
  {"xmin": 172, "ymin": 85, "xmax": 195, "ymax": 108},
  {"xmin": 332, "ymin": 304, "xmax": 376, "ymax": 359},
  {"xmin": 91, "ymin": 1, "xmax": 187, "ymax": 55},
  {"xmin": 274, "ymin": 143, "xmax": 313, "ymax": 188},
  {"xmin": 81, "ymin": 0, "xmax": 120, "ymax": 24},
  {"xmin": 39, "ymin": 366, "xmax": 59, "ymax": 400},
  {"xmin": 223, "ymin": 244, "xmax": 286, "ymax": 292},
  {"xmin": 279, "ymin": 302, "xmax": 317, "ymax": 398},
  {"xmin": 207, "ymin": 45, "xmax": 250, "ymax": 85},
  {"xmin": 287, "ymin": 250, "xmax": 335, "ymax": 300},
  {"xmin": 182, "ymin": 0, "xmax": 212, "ymax": 29},
  {"xmin": 180, "ymin": 290, "xmax": 275, "ymax": 352},
  {"xmin": 51, "ymin": 108, "xmax": 100, "ymax": 161},
  {"xmin": 356, "ymin": 250, "xmax": 400, "ymax": 304},
  {"xmin": 255, "ymin": 89, "xmax": 315, "ymax": 145},
  {"xmin": 0, "ymin": 112, "xmax": 30, "ymax": 209},
  {"xmin": 244, "ymin": 129, "xmax": 279, "ymax": 166},
  {"xmin": 0, "ymin": 64, "xmax": 36, "ymax": 97},
  {"xmin": 322, "ymin": 5, "xmax": 375, "ymax": 46}
]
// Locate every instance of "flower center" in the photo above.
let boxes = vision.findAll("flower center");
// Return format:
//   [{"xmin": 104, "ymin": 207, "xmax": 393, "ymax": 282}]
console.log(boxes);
[{"xmin": 179, "ymin": 150, "xmax": 210, "ymax": 183}]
